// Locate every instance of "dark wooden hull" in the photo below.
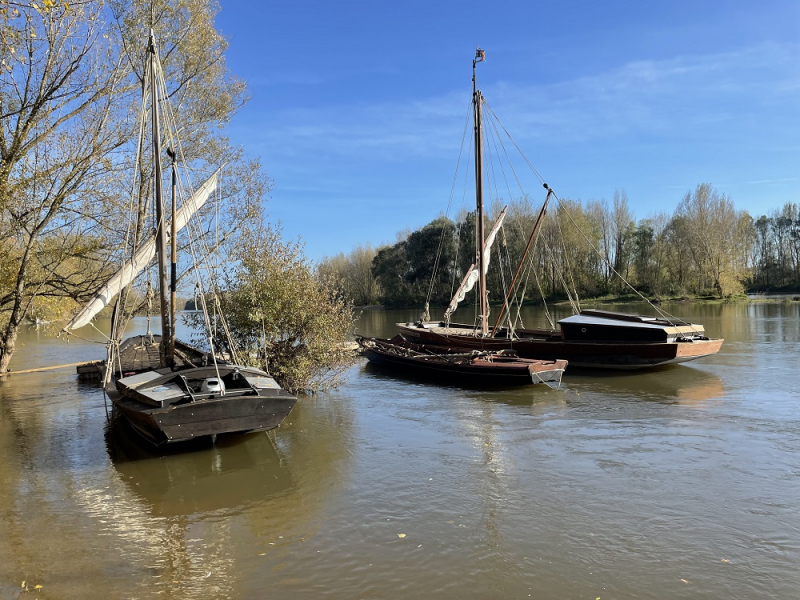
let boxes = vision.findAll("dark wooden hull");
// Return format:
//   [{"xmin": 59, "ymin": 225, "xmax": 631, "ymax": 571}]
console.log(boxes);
[
  {"xmin": 109, "ymin": 389, "xmax": 296, "ymax": 446},
  {"xmin": 397, "ymin": 322, "xmax": 723, "ymax": 370},
  {"xmin": 359, "ymin": 336, "xmax": 567, "ymax": 386},
  {"xmin": 107, "ymin": 361, "xmax": 296, "ymax": 446}
]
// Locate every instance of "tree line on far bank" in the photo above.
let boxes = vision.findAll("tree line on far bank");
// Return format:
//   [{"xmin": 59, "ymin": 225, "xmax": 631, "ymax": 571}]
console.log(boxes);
[{"xmin": 317, "ymin": 184, "xmax": 800, "ymax": 307}]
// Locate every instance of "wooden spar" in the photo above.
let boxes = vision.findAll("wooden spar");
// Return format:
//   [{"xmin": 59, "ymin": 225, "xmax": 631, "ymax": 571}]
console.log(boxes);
[
  {"xmin": 168, "ymin": 149, "xmax": 177, "ymax": 367},
  {"xmin": 149, "ymin": 31, "xmax": 171, "ymax": 367},
  {"xmin": 473, "ymin": 50, "xmax": 487, "ymax": 336},
  {"xmin": 491, "ymin": 186, "xmax": 553, "ymax": 336},
  {"xmin": 0, "ymin": 360, "xmax": 102, "ymax": 376}
]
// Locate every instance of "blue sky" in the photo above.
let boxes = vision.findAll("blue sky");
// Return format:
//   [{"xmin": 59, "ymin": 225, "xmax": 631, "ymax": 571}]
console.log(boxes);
[{"xmin": 215, "ymin": 0, "xmax": 800, "ymax": 262}]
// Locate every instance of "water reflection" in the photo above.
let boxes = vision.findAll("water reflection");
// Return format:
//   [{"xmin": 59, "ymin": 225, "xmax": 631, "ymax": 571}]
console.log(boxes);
[
  {"xmin": 565, "ymin": 366, "xmax": 726, "ymax": 406},
  {"xmin": 106, "ymin": 417, "xmax": 294, "ymax": 517},
  {"xmin": 361, "ymin": 355, "xmax": 723, "ymax": 407}
]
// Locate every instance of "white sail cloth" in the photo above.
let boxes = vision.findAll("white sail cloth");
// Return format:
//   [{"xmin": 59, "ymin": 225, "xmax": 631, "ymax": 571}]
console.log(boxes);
[
  {"xmin": 63, "ymin": 171, "xmax": 219, "ymax": 331},
  {"xmin": 445, "ymin": 206, "xmax": 507, "ymax": 318}
]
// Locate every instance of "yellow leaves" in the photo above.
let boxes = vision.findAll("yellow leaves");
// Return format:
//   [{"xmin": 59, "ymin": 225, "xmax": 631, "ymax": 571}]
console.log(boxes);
[
  {"xmin": 220, "ymin": 222, "xmax": 358, "ymax": 393},
  {"xmin": 397, "ymin": 533, "xmax": 406, "ymax": 538},
  {"xmin": 32, "ymin": 0, "xmax": 57, "ymax": 12}
]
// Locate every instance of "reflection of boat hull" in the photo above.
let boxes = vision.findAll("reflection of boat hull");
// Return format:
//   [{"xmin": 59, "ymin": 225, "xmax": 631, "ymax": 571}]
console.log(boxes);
[
  {"xmin": 109, "ymin": 364, "xmax": 296, "ymax": 446},
  {"xmin": 574, "ymin": 366, "xmax": 726, "ymax": 404},
  {"xmin": 358, "ymin": 335, "xmax": 567, "ymax": 386},
  {"xmin": 106, "ymin": 418, "xmax": 294, "ymax": 516},
  {"xmin": 397, "ymin": 311, "xmax": 723, "ymax": 369}
]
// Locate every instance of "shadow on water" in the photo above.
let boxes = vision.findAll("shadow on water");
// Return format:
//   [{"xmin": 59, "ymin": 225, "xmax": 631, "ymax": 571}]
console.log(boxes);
[{"xmin": 105, "ymin": 415, "xmax": 294, "ymax": 517}]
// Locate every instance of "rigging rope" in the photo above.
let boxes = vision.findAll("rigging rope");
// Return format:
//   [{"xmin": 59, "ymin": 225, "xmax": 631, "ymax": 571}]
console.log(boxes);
[
  {"xmin": 482, "ymin": 99, "xmax": 698, "ymax": 331},
  {"xmin": 425, "ymin": 101, "xmax": 474, "ymax": 318}
]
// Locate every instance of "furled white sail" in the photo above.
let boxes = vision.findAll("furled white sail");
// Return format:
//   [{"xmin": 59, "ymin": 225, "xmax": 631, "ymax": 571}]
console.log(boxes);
[
  {"xmin": 445, "ymin": 206, "xmax": 507, "ymax": 318},
  {"xmin": 63, "ymin": 171, "xmax": 219, "ymax": 331}
]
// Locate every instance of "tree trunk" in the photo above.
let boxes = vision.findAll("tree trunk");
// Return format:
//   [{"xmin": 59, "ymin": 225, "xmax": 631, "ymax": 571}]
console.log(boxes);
[
  {"xmin": 0, "ymin": 246, "xmax": 31, "ymax": 374},
  {"xmin": 0, "ymin": 323, "xmax": 21, "ymax": 374}
]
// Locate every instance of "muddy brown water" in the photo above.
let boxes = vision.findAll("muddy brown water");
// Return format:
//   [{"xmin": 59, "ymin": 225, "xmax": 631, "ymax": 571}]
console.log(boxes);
[{"xmin": 1, "ymin": 302, "xmax": 798, "ymax": 599}]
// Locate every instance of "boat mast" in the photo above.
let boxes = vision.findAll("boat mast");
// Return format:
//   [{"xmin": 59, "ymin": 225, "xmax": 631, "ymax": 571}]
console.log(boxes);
[
  {"xmin": 148, "ymin": 31, "xmax": 172, "ymax": 367},
  {"xmin": 473, "ymin": 48, "xmax": 487, "ymax": 336},
  {"xmin": 168, "ymin": 147, "xmax": 177, "ymax": 366},
  {"xmin": 491, "ymin": 185, "xmax": 553, "ymax": 336}
]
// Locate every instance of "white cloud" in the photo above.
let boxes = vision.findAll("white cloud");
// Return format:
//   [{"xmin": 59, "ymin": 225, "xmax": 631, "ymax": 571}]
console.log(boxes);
[{"xmin": 247, "ymin": 41, "xmax": 798, "ymax": 165}]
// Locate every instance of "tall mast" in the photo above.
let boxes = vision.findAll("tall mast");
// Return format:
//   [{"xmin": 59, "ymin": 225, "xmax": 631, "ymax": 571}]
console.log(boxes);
[
  {"xmin": 168, "ymin": 147, "xmax": 177, "ymax": 366},
  {"xmin": 473, "ymin": 48, "xmax": 487, "ymax": 336},
  {"xmin": 149, "ymin": 31, "xmax": 172, "ymax": 367}
]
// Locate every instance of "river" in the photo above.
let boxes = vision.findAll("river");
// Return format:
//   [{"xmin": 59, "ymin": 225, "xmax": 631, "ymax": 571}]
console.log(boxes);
[{"xmin": 0, "ymin": 301, "xmax": 798, "ymax": 599}]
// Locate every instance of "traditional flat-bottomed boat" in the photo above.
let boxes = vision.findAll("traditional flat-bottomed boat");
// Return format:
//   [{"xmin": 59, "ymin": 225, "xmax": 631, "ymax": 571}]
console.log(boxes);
[
  {"xmin": 358, "ymin": 335, "xmax": 567, "ymax": 386},
  {"xmin": 396, "ymin": 49, "xmax": 722, "ymax": 370},
  {"xmin": 62, "ymin": 31, "xmax": 295, "ymax": 446},
  {"xmin": 399, "ymin": 309, "xmax": 723, "ymax": 369}
]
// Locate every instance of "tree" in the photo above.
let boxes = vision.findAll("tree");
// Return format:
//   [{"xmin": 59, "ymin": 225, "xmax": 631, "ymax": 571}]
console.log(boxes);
[
  {"xmin": 753, "ymin": 215, "xmax": 774, "ymax": 287},
  {"xmin": 586, "ymin": 198, "xmax": 613, "ymax": 293},
  {"xmin": 632, "ymin": 222, "xmax": 655, "ymax": 292},
  {"xmin": 211, "ymin": 224, "xmax": 356, "ymax": 394},
  {"xmin": 108, "ymin": 0, "xmax": 260, "ymax": 280},
  {"xmin": 454, "ymin": 208, "xmax": 477, "ymax": 284},
  {"xmin": 317, "ymin": 244, "xmax": 381, "ymax": 306},
  {"xmin": 645, "ymin": 212, "xmax": 671, "ymax": 297},
  {"xmin": 1, "ymin": 0, "xmax": 123, "ymax": 373},
  {"xmin": 676, "ymin": 183, "xmax": 748, "ymax": 297},
  {"xmin": 405, "ymin": 216, "xmax": 456, "ymax": 305},
  {"xmin": 0, "ymin": 0, "xmax": 262, "ymax": 373},
  {"xmin": 372, "ymin": 241, "xmax": 412, "ymax": 306},
  {"xmin": 371, "ymin": 215, "xmax": 460, "ymax": 307},
  {"xmin": 531, "ymin": 198, "xmax": 603, "ymax": 301},
  {"xmin": 787, "ymin": 204, "xmax": 800, "ymax": 284},
  {"xmin": 611, "ymin": 189, "xmax": 634, "ymax": 291}
]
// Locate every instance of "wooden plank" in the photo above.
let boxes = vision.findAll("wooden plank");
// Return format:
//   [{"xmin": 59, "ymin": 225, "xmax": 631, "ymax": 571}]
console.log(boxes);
[{"xmin": 1, "ymin": 360, "xmax": 102, "ymax": 376}]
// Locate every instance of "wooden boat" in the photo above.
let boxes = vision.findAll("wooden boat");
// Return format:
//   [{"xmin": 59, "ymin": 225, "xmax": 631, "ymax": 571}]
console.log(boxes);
[
  {"xmin": 357, "ymin": 335, "xmax": 567, "ymax": 386},
  {"xmin": 112, "ymin": 364, "xmax": 295, "ymax": 445},
  {"xmin": 398, "ymin": 309, "xmax": 723, "ymax": 369},
  {"xmin": 76, "ymin": 334, "xmax": 205, "ymax": 381},
  {"xmin": 62, "ymin": 31, "xmax": 295, "ymax": 446},
  {"xmin": 361, "ymin": 49, "xmax": 568, "ymax": 386},
  {"xmin": 398, "ymin": 49, "xmax": 722, "ymax": 370}
]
